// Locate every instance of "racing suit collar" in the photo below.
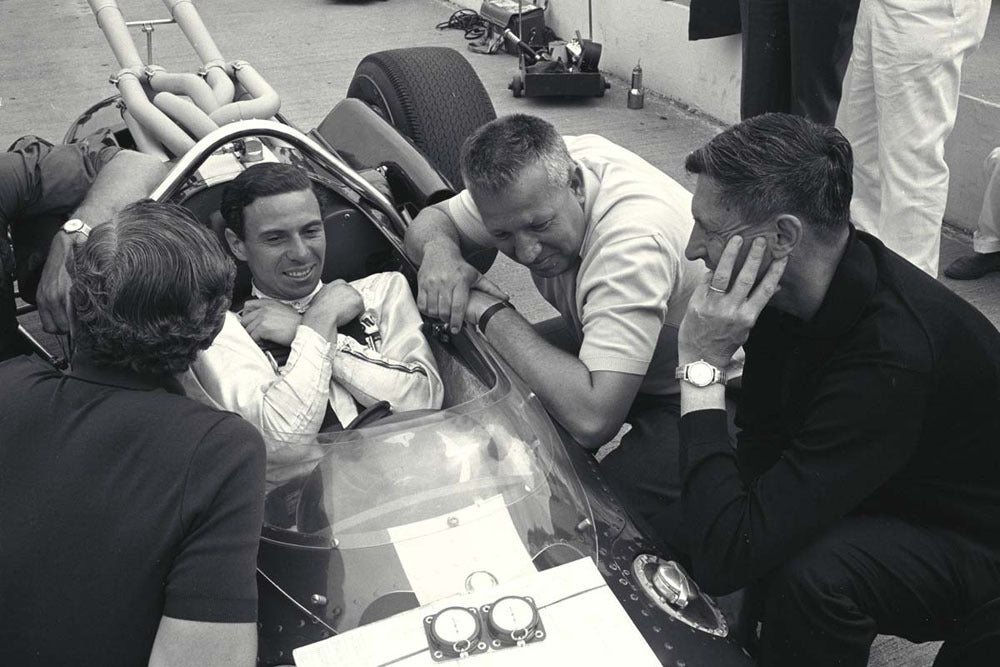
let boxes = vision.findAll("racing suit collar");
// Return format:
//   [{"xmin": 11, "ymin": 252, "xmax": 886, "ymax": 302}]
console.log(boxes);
[{"xmin": 251, "ymin": 281, "xmax": 324, "ymax": 315}]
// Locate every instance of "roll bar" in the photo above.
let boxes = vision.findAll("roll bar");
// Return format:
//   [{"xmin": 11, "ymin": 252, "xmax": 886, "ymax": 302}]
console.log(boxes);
[{"xmin": 149, "ymin": 120, "xmax": 409, "ymax": 253}]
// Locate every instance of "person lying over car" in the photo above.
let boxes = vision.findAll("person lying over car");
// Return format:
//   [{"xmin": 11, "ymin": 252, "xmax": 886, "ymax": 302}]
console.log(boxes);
[{"xmin": 180, "ymin": 162, "xmax": 444, "ymax": 488}]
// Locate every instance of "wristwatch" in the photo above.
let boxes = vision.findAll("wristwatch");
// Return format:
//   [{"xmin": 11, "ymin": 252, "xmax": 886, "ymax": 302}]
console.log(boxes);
[
  {"xmin": 675, "ymin": 359, "xmax": 727, "ymax": 388},
  {"xmin": 61, "ymin": 218, "xmax": 92, "ymax": 239}
]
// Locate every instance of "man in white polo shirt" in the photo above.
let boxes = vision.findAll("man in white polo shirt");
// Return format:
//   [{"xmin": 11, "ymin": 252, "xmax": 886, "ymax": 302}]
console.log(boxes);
[{"xmin": 405, "ymin": 114, "xmax": 706, "ymax": 523}]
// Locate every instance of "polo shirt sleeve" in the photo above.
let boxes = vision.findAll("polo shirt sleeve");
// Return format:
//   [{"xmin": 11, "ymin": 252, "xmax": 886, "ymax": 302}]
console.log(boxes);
[
  {"xmin": 444, "ymin": 189, "xmax": 497, "ymax": 248},
  {"xmin": 164, "ymin": 415, "xmax": 266, "ymax": 623},
  {"xmin": 577, "ymin": 232, "xmax": 675, "ymax": 376}
]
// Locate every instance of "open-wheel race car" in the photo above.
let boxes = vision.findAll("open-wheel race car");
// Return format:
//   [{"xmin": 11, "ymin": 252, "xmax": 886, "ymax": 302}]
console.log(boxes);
[{"xmin": 15, "ymin": 1, "xmax": 755, "ymax": 665}]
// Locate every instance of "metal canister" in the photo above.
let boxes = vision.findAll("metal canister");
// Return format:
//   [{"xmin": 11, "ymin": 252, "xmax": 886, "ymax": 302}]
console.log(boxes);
[{"xmin": 627, "ymin": 61, "xmax": 645, "ymax": 109}]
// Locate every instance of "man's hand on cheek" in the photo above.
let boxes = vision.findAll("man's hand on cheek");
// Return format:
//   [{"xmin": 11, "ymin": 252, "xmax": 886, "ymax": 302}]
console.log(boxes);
[
  {"xmin": 679, "ymin": 235, "xmax": 787, "ymax": 367},
  {"xmin": 240, "ymin": 300, "xmax": 303, "ymax": 345}
]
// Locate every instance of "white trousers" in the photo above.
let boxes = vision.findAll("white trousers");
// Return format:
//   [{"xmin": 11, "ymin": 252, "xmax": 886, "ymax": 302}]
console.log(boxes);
[
  {"xmin": 837, "ymin": 0, "xmax": 990, "ymax": 276},
  {"xmin": 973, "ymin": 147, "xmax": 1000, "ymax": 254}
]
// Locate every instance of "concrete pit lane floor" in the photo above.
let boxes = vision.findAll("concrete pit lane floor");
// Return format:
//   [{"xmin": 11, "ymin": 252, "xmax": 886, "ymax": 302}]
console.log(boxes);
[{"xmin": 3, "ymin": 0, "xmax": 996, "ymax": 663}]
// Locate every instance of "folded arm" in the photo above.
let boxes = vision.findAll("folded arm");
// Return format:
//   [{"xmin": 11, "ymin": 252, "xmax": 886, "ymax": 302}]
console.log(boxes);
[
  {"xmin": 331, "ymin": 272, "xmax": 444, "ymax": 411},
  {"xmin": 185, "ymin": 312, "xmax": 334, "ymax": 438}
]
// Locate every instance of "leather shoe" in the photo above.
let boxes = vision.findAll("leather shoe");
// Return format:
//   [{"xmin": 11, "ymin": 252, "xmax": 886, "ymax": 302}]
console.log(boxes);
[{"xmin": 943, "ymin": 251, "xmax": 1000, "ymax": 280}]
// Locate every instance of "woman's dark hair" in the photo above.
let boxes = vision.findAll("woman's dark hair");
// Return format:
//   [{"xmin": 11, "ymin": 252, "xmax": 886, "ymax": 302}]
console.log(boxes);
[
  {"xmin": 70, "ymin": 200, "xmax": 236, "ymax": 376},
  {"xmin": 685, "ymin": 113, "xmax": 853, "ymax": 234}
]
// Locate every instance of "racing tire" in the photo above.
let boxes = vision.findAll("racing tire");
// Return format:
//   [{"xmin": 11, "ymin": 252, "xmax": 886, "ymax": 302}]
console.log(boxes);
[{"xmin": 347, "ymin": 47, "xmax": 496, "ymax": 189}]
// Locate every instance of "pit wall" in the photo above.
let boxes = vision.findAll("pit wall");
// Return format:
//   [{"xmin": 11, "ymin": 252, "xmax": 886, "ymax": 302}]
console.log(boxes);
[{"xmin": 456, "ymin": 0, "xmax": 1000, "ymax": 233}]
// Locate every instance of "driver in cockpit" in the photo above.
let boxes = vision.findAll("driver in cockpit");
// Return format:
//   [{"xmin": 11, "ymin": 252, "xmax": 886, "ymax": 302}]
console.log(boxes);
[{"xmin": 181, "ymin": 162, "xmax": 444, "ymax": 488}]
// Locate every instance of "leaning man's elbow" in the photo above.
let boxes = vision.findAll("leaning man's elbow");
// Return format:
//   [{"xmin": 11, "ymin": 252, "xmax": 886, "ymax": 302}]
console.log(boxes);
[{"xmin": 567, "ymin": 418, "xmax": 620, "ymax": 451}]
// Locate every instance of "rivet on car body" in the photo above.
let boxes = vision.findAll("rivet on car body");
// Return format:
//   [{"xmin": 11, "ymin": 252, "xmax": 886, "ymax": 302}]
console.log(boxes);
[{"xmin": 310, "ymin": 594, "xmax": 328, "ymax": 606}]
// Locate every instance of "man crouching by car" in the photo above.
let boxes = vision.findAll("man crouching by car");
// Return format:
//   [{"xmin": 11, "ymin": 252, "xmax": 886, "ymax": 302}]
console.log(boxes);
[
  {"xmin": 666, "ymin": 113, "xmax": 1000, "ymax": 665},
  {"xmin": 0, "ymin": 201, "xmax": 266, "ymax": 667}
]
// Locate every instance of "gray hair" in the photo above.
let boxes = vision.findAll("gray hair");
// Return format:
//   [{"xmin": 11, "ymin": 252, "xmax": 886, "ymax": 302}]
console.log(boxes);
[
  {"xmin": 460, "ymin": 114, "xmax": 574, "ymax": 198},
  {"xmin": 70, "ymin": 200, "xmax": 236, "ymax": 376}
]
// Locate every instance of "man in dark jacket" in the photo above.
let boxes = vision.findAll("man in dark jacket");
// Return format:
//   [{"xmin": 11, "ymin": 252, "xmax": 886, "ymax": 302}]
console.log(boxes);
[{"xmin": 666, "ymin": 112, "xmax": 1000, "ymax": 665}]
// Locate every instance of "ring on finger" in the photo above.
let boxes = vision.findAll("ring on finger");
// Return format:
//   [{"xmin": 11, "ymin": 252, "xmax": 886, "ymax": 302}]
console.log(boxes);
[{"xmin": 708, "ymin": 285, "xmax": 728, "ymax": 294}]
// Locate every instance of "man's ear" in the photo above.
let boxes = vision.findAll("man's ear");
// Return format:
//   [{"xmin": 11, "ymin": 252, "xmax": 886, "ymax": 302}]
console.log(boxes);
[
  {"xmin": 224, "ymin": 228, "xmax": 248, "ymax": 262},
  {"xmin": 569, "ymin": 164, "xmax": 585, "ymax": 205},
  {"xmin": 770, "ymin": 214, "xmax": 803, "ymax": 259}
]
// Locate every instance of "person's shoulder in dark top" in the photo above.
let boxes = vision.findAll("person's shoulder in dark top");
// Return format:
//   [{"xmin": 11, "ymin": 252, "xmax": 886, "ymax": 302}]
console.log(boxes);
[{"xmin": 0, "ymin": 354, "xmax": 266, "ymax": 666}]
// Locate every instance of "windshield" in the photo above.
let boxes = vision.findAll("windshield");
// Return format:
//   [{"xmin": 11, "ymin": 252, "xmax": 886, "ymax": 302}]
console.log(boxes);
[{"xmin": 260, "ymin": 340, "xmax": 598, "ymax": 633}]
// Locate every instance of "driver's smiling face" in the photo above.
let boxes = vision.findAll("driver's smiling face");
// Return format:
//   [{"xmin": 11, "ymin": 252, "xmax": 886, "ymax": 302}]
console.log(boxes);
[
  {"xmin": 228, "ymin": 188, "xmax": 326, "ymax": 300},
  {"xmin": 474, "ymin": 162, "xmax": 587, "ymax": 278}
]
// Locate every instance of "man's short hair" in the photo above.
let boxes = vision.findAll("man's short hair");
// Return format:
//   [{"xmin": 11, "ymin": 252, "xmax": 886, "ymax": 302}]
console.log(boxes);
[
  {"xmin": 460, "ymin": 114, "xmax": 575, "ymax": 198},
  {"xmin": 685, "ymin": 113, "xmax": 853, "ymax": 234},
  {"xmin": 220, "ymin": 162, "xmax": 315, "ymax": 239},
  {"xmin": 70, "ymin": 200, "xmax": 235, "ymax": 376}
]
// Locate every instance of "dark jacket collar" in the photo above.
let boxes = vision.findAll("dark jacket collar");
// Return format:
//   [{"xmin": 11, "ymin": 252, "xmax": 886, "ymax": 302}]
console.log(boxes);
[
  {"xmin": 67, "ymin": 350, "xmax": 185, "ymax": 395},
  {"xmin": 795, "ymin": 225, "xmax": 878, "ymax": 338}
]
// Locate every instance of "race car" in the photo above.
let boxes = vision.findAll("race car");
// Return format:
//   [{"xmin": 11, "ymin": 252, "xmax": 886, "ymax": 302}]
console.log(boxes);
[{"xmin": 13, "ymin": 1, "xmax": 754, "ymax": 665}]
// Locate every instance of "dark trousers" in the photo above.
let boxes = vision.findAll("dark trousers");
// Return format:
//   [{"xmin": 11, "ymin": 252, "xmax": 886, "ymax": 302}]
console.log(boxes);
[
  {"xmin": 598, "ymin": 392, "xmax": 683, "ymax": 526},
  {"xmin": 753, "ymin": 515, "xmax": 1000, "ymax": 666},
  {"xmin": 739, "ymin": 0, "xmax": 860, "ymax": 125}
]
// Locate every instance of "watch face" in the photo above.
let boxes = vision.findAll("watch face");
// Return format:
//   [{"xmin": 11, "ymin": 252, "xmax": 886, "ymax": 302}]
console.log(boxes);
[
  {"xmin": 687, "ymin": 361, "xmax": 715, "ymax": 387},
  {"xmin": 63, "ymin": 220, "xmax": 84, "ymax": 233}
]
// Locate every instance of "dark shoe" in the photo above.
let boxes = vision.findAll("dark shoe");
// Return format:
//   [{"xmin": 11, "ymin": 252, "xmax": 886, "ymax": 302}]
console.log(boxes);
[{"xmin": 943, "ymin": 251, "xmax": 1000, "ymax": 280}]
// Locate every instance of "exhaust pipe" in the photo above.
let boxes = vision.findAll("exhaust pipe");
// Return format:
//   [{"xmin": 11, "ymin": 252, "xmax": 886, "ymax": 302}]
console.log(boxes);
[
  {"xmin": 146, "ymin": 66, "xmax": 219, "ymax": 113},
  {"xmin": 88, "ymin": 0, "xmax": 145, "ymax": 69},
  {"xmin": 152, "ymin": 92, "xmax": 219, "ymax": 139},
  {"xmin": 122, "ymin": 109, "xmax": 170, "ymax": 161},
  {"xmin": 160, "ymin": 0, "xmax": 234, "ymax": 105},
  {"xmin": 116, "ymin": 68, "xmax": 196, "ymax": 156},
  {"xmin": 209, "ymin": 61, "xmax": 281, "ymax": 124}
]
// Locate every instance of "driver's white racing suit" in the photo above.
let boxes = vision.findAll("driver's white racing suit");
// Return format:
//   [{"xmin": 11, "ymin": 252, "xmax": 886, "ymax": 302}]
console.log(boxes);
[{"xmin": 181, "ymin": 270, "xmax": 444, "ymax": 487}]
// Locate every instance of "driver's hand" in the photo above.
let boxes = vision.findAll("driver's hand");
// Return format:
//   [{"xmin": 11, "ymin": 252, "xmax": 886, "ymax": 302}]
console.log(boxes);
[
  {"xmin": 302, "ymin": 280, "xmax": 365, "ymax": 341},
  {"xmin": 417, "ymin": 243, "xmax": 507, "ymax": 334},
  {"xmin": 37, "ymin": 232, "xmax": 76, "ymax": 334},
  {"xmin": 240, "ymin": 299, "xmax": 303, "ymax": 346}
]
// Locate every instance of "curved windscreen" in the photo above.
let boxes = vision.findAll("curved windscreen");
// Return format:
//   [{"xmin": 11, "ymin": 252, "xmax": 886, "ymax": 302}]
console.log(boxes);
[{"xmin": 260, "ymin": 342, "xmax": 598, "ymax": 632}]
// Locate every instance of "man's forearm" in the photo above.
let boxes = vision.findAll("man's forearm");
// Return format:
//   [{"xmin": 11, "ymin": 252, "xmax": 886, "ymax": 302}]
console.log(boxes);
[
  {"xmin": 73, "ymin": 150, "xmax": 168, "ymax": 225},
  {"xmin": 478, "ymin": 307, "xmax": 633, "ymax": 448},
  {"xmin": 404, "ymin": 204, "xmax": 464, "ymax": 264}
]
